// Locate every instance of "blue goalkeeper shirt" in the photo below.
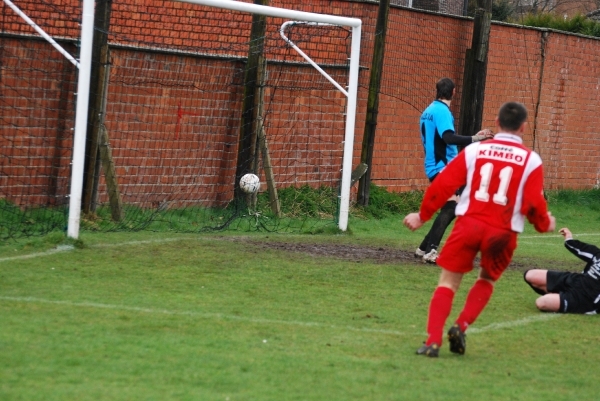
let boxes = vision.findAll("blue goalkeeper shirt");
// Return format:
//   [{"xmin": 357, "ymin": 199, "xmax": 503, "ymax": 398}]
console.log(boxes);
[{"xmin": 420, "ymin": 100, "xmax": 457, "ymax": 179}]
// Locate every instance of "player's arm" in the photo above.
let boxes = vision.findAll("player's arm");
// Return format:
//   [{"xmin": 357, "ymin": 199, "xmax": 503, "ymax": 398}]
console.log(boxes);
[
  {"xmin": 404, "ymin": 152, "xmax": 467, "ymax": 231},
  {"xmin": 441, "ymin": 129, "xmax": 493, "ymax": 146},
  {"xmin": 441, "ymin": 130, "xmax": 470, "ymax": 146},
  {"xmin": 564, "ymin": 239, "xmax": 600, "ymax": 263},
  {"xmin": 419, "ymin": 151, "xmax": 468, "ymax": 222},
  {"xmin": 520, "ymin": 163, "xmax": 554, "ymax": 233}
]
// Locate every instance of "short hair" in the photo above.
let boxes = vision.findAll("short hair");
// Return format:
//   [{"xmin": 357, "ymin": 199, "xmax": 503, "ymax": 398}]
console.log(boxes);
[
  {"xmin": 497, "ymin": 102, "xmax": 528, "ymax": 131},
  {"xmin": 436, "ymin": 78, "xmax": 455, "ymax": 100}
]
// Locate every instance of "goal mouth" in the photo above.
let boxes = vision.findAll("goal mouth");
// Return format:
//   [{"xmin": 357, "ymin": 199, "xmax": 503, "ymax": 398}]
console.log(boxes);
[{"xmin": 0, "ymin": 0, "xmax": 362, "ymax": 239}]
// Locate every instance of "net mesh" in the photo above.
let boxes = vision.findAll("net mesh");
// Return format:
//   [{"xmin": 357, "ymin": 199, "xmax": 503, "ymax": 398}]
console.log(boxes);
[
  {"xmin": 0, "ymin": 40, "xmax": 78, "ymax": 238},
  {"xmin": 2, "ymin": 0, "xmax": 599, "ymax": 240},
  {"xmin": 0, "ymin": 0, "xmax": 365, "ymax": 239}
]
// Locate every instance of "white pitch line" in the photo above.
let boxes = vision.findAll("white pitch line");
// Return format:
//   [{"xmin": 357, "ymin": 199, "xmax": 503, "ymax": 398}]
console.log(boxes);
[
  {"xmin": 0, "ymin": 235, "xmax": 568, "ymax": 335},
  {"xmin": 0, "ymin": 245, "xmax": 75, "ymax": 263},
  {"xmin": 90, "ymin": 237, "xmax": 196, "ymax": 248},
  {"xmin": 0, "ymin": 237, "xmax": 196, "ymax": 263},
  {"xmin": 0, "ymin": 295, "xmax": 558, "ymax": 337},
  {"xmin": 0, "ymin": 295, "xmax": 412, "ymax": 336},
  {"xmin": 520, "ymin": 233, "xmax": 600, "ymax": 239},
  {"xmin": 518, "ymin": 242, "xmax": 558, "ymax": 246},
  {"xmin": 467, "ymin": 313, "xmax": 560, "ymax": 333}
]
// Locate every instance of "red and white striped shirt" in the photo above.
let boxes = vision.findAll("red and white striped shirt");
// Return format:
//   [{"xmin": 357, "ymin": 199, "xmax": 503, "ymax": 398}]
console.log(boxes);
[{"xmin": 419, "ymin": 133, "xmax": 551, "ymax": 233}]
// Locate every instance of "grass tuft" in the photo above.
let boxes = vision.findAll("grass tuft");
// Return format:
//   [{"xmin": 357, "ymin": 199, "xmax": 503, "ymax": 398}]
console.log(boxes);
[{"xmin": 361, "ymin": 185, "xmax": 424, "ymax": 218}]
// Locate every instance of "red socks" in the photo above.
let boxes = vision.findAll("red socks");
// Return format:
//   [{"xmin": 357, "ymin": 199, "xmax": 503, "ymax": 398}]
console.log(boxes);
[
  {"xmin": 455, "ymin": 279, "xmax": 494, "ymax": 332},
  {"xmin": 425, "ymin": 280, "xmax": 495, "ymax": 345},
  {"xmin": 425, "ymin": 286, "xmax": 455, "ymax": 346}
]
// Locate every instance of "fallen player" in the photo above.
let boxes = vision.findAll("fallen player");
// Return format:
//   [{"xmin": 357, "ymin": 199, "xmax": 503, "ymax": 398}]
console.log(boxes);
[{"xmin": 524, "ymin": 227, "xmax": 600, "ymax": 314}]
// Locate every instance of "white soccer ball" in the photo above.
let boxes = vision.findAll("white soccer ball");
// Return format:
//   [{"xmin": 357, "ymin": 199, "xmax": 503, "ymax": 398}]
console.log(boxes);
[{"xmin": 239, "ymin": 173, "xmax": 260, "ymax": 194}]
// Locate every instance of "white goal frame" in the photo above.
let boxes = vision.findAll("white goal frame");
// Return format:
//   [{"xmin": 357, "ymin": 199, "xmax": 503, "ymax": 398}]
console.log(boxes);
[
  {"xmin": 176, "ymin": 0, "xmax": 362, "ymax": 231},
  {"xmin": 4, "ymin": 0, "xmax": 94, "ymax": 239},
  {"xmin": 69, "ymin": 0, "xmax": 95, "ymax": 239},
  {"xmin": 2, "ymin": 0, "xmax": 95, "ymax": 239}
]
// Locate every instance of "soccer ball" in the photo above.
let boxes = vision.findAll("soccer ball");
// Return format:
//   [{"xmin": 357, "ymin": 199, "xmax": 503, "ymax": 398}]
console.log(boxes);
[{"xmin": 239, "ymin": 173, "xmax": 260, "ymax": 194}]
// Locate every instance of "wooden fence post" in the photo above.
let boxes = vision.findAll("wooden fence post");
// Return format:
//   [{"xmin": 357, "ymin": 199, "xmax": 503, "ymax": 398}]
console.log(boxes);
[
  {"xmin": 82, "ymin": 0, "xmax": 112, "ymax": 214},
  {"xmin": 235, "ymin": 0, "xmax": 269, "ymax": 199},
  {"xmin": 358, "ymin": 0, "xmax": 390, "ymax": 206},
  {"xmin": 458, "ymin": 0, "xmax": 492, "ymax": 138}
]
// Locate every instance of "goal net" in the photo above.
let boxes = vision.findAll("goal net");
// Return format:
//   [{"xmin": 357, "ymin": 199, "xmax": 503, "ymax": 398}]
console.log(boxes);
[
  {"xmin": 0, "ymin": 0, "xmax": 80, "ymax": 240},
  {"xmin": 0, "ymin": 0, "xmax": 362, "ymax": 240}
]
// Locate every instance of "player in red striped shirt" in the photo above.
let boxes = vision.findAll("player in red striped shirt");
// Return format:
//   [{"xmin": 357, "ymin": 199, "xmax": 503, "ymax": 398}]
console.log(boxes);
[{"xmin": 404, "ymin": 102, "xmax": 556, "ymax": 357}]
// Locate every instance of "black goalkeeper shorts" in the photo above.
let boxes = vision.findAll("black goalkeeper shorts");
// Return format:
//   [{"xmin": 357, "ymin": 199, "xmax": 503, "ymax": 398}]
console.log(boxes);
[{"xmin": 547, "ymin": 271, "xmax": 600, "ymax": 314}]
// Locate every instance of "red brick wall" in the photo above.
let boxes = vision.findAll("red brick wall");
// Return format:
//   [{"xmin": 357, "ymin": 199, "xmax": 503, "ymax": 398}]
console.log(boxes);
[
  {"xmin": 102, "ymin": 49, "xmax": 243, "ymax": 208},
  {"xmin": 0, "ymin": 36, "xmax": 76, "ymax": 206},
  {"xmin": 1, "ymin": 0, "xmax": 600, "ymax": 211},
  {"xmin": 534, "ymin": 33, "xmax": 600, "ymax": 189},
  {"xmin": 374, "ymin": 9, "xmax": 472, "ymax": 191}
]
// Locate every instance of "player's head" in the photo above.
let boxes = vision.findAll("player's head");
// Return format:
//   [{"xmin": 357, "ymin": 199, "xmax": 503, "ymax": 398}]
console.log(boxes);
[
  {"xmin": 436, "ymin": 78, "xmax": 455, "ymax": 100},
  {"xmin": 497, "ymin": 102, "xmax": 528, "ymax": 133}
]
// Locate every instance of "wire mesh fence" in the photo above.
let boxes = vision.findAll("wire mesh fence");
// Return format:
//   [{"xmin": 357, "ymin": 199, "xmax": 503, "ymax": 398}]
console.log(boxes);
[{"xmin": 2, "ymin": 0, "xmax": 599, "ymax": 240}]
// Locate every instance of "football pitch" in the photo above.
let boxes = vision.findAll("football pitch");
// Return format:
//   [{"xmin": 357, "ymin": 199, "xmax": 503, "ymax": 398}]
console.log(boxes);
[{"xmin": 1, "ymin": 204, "xmax": 600, "ymax": 400}]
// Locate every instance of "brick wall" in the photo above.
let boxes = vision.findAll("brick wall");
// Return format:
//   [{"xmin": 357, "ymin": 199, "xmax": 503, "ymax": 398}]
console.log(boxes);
[
  {"xmin": 0, "ymin": 36, "xmax": 76, "ymax": 206},
  {"xmin": 1, "ymin": 0, "xmax": 599, "ymax": 210},
  {"xmin": 534, "ymin": 32, "xmax": 600, "ymax": 189}
]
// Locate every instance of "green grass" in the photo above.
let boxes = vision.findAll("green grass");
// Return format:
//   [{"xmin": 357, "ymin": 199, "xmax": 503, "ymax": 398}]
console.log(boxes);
[
  {"xmin": 1, "ymin": 235, "xmax": 596, "ymax": 400},
  {"xmin": 1, "ymin": 189, "xmax": 600, "ymax": 400}
]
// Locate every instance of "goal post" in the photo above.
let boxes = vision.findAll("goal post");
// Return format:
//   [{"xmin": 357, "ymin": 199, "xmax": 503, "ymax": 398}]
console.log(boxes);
[
  {"xmin": 67, "ymin": 0, "xmax": 96, "ymax": 239},
  {"xmin": 175, "ymin": 0, "xmax": 362, "ymax": 232},
  {"xmin": 0, "ymin": 0, "xmax": 95, "ymax": 239},
  {"xmin": 1, "ymin": 0, "xmax": 362, "ymax": 240}
]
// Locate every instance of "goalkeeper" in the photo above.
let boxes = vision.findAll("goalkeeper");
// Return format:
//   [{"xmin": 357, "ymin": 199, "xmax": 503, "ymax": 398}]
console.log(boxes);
[
  {"xmin": 524, "ymin": 227, "xmax": 600, "ymax": 314},
  {"xmin": 415, "ymin": 77, "xmax": 493, "ymax": 263}
]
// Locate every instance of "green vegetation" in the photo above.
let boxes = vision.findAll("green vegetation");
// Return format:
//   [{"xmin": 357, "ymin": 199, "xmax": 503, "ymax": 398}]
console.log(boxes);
[
  {"xmin": 361, "ymin": 185, "xmax": 423, "ymax": 218},
  {"xmin": 3, "ymin": 186, "xmax": 600, "ymax": 240},
  {"xmin": 546, "ymin": 187, "xmax": 600, "ymax": 210},
  {"xmin": 491, "ymin": 0, "xmax": 514, "ymax": 22},
  {"xmin": 466, "ymin": 0, "xmax": 600, "ymax": 37},
  {"xmin": 267, "ymin": 185, "xmax": 338, "ymax": 218},
  {"xmin": 0, "ymin": 199, "xmax": 67, "ymax": 240},
  {"xmin": 516, "ymin": 13, "xmax": 600, "ymax": 37},
  {"xmin": 466, "ymin": 0, "xmax": 516, "ymax": 22}
]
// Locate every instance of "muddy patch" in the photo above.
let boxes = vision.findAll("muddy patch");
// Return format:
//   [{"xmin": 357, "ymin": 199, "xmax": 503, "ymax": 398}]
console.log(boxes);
[{"xmin": 219, "ymin": 236, "xmax": 547, "ymax": 272}]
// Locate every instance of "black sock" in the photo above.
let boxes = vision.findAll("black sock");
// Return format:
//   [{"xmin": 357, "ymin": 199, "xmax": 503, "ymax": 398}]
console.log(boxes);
[
  {"xmin": 418, "ymin": 234, "xmax": 430, "ymax": 252},
  {"xmin": 423, "ymin": 200, "xmax": 456, "ymax": 251}
]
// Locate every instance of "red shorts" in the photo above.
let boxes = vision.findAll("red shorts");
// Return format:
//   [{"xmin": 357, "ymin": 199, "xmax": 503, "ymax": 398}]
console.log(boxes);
[{"xmin": 436, "ymin": 215, "xmax": 518, "ymax": 281}]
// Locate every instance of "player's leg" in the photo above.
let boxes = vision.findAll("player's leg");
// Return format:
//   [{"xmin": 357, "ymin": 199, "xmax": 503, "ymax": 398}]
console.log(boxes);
[
  {"xmin": 416, "ymin": 178, "xmax": 438, "ymax": 257},
  {"xmin": 534, "ymin": 293, "xmax": 561, "ymax": 312},
  {"xmin": 448, "ymin": 222, "xmax": 516, "ymax": 354},
  {"xmin": 465, "ymin": 269, "xmax": 496, "ymax": 326},
  {"xmin": 416, "ymin": 233, "xmax": 430, "ymax": 257},
  {"xmin": 523, "ymin": 269, "xmax": 549, "ymax": 295},
  {"xmin": 527, "ymin": 270, "xmax": 566, "ymax": 312},
  {"xmin": 417, "ymin": 218, "xmax": 477, "ymax": 357},
  {"xmin": 421, "ymin": 199, "xmax": 458, "ymax": 263},
  {"xmin": 450, "ymin": 269, "xmax": 496, "ymax": 353},
  {"xmin": 417, "ymin": 269, "xmax": 464, "ymax": 357},
  {"xmin": 538, "ymin": 272, "xmax": 591, "ymax": 313}
]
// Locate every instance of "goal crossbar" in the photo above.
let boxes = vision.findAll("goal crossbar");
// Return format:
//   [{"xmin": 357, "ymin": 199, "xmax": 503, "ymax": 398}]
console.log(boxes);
[
  {"xmin": 175, "ymin": 0, "xmax": 362, "ymax": 231},
  {"xmin": 177, "ymin": 0, "xmax": 362, "ymax": 27}
]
